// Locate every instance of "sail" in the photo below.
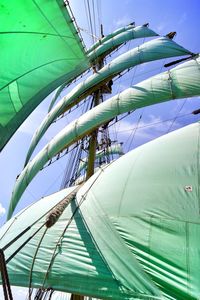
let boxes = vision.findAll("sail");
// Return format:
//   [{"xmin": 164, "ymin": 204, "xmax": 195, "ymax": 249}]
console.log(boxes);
[
  {"xmin": 0, "ymin": 186, "xmax": 160, "ymax": 299},
  {"xmin": 8, "ymin": 55, "xmax": 200, "ymax": 219},
  {"xmin": 1, "ymin": 122, "xmax": 200, "ymax": 299},
  {"xmin": 0, "ymin": 0, "xmax": 89, "ymax": 151},
  {"xmin": 87, "ymin": 23, "xmax": 136, "ymax": 53},
  {"xmin": 77, "ymin": 143, "xmax": 124, "ymax": 174},
  {"xmin": 88, "ymin": 25, "xmax": 158, "ymax": 62},
  {"xmin": 24, "ymin": 37, "xmax": 191, "ymax": 166},
  {"xmin": 48, "ymin": 25, "xmax": 158, "ymax": 112}
]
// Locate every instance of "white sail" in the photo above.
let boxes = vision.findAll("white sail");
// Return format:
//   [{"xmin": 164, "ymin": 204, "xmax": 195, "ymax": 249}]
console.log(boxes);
[{"xmin": 8, "ymin": 55, "xmax": 200, "ymax": 219}]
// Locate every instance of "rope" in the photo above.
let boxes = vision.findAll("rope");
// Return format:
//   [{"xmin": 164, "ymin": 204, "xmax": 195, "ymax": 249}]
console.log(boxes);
[
  {"xmin": 167, "ymin": 99, "xmax": 187, "ymax": 133},
  {"xmin": 97, "ymin": 0, "xmax": 102, "ymax": 36},
  {"xmin": 28, "ymin": 227, "xmax": 48, "ymax": 300},
  {"xmin": 39, "ymin": 172, "xmax": 103, "ymax": 291},
  {"xmin": 127, "ymin": 111, "xmax": 144, "ymax": 151},
  {"xmin": 91, "ymin": 0, "xmax": 97, "ymax": 39},
  {"xmin": 109, "ymin": 111, "xmax": 193, "ymax": 135}
]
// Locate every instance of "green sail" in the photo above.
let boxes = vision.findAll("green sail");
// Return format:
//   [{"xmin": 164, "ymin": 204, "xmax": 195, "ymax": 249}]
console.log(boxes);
[
  {"xmin": 8, "ymin": 55, "xmax": 200, "ymax": 219},
  {"xmin": 48, "ymin": 25, "xmax": 158, "ymax": 112},
  {"xmin": 77, "ymin": 143, "xmax": 124, "ymax": 174},
  {"xmin": 88, "ymin": 25, "xmax": 158, "ymax": 62},
  {"xmin": 87, "ymin": 23, "xmax": 136, "ymax": 53},
  {"xmin": 0, "ymin": 0, "xmax": 89, "ymax": 151},
  {"xmin": 1, "ymin": 122, "xmax": 200, "ymax": 299},
  {"xmin": 24, "ymin": 37, "xmax": 191, "ymax": 166}
]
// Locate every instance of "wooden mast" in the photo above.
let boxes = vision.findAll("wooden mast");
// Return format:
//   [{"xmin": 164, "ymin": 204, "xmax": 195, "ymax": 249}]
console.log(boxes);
[
  {"xmin": 86, "ymin": 28, "xmax": 104, "ymax": 181},
  {"xmin": 71, "ymin": 26, "xmax": 105, "ymax": 300}
]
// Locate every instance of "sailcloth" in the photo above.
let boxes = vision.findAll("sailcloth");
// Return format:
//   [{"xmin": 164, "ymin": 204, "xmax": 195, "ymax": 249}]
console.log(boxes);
[
  {"xmin": 8, "ymin": 55, "xmax": 200, "ymax": 219},
  {"xmin": 0, "ymin": 0, "xmax": 89, "ymax": 151},
  {"xmin": 24, "ymin": 37, "xmax": 191, "ymax": 165},
  {"xmin": 48, "ymin": 25, "xmax": 158, "ymax": 112},
  {"xmin": 1, "ymin": 123, "xmax": 200, "ymax": 299}
]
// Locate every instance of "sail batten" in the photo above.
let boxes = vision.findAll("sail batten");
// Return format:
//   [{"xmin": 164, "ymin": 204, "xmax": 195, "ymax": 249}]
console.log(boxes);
[
  {"xmin": 8, "ymin": 55, "xmax": 200, "ymax": 219},
  {"xmin": 25, "ymin": 36, "xmax": 191, "ymax": 166}
]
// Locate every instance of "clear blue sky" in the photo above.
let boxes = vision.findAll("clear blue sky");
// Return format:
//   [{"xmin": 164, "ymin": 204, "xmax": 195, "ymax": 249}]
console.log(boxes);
[{"xmin": 0, "ymin": 0, "xmax": 199, "ymax": 298}]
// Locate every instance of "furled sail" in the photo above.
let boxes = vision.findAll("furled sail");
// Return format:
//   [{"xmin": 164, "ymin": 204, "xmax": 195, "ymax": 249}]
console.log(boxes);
[
  {"xmin": 88, "ymin": 25, "xmax": 158, "ymax": 62},
  {"xmin": 87, "ymin": 23, "xmax": 136, "ymax": 53},
  {"xmin": 8, "ymin": 55, "xmax": 200, "ymax": 219},
  {"xmin": 24, "ymin": 37, "xmax": 191, "ymax": 166},
  {"xmin": 0, "ymin": 0, "xmax": 89, "ymax": 151},
  {"xmin": 77, "ymin": 143, "xmax": 124, "ymax": 174},
  {"xmin": 48, "ymin": 25, "xmax": 158, "ymax": 112},
  {"xmin": 2, "ymin": 122, "xmax": 200, "ymax": 299}
]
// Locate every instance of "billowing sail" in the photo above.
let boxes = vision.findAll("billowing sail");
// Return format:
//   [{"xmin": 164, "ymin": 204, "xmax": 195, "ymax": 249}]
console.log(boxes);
[
  {"xmin": 48, "ymin": 25, "xmax": 158, "ymax": 112},
  {"xmin": 88, "ymin": 25, "xmax": 158, "ymax": 61},
  {"xmin": 1, "ymin": 122, "xmax": 200, "ymax": 299},
  {"xmin": 87, "ymin": 23, "xmax": 136, "ymax": 53},
  {"xmin": 25, "ymin": 37, "xmax": 191, "ymax": 166},
  {"xmin": 8, "ymin": 55, "xmax": 200, "ymax": 219},
  {"xmin": 0, "ymin": 0, "xmax": 89, "ymax": 151}
]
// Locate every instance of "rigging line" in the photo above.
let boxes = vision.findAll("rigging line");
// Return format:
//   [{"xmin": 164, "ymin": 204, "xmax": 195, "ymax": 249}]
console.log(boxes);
[
  {"xmin": 61, "ymin": 99, "xmax": 92, "ymax": 188},
  {"xmin": 64, "ymin": 0, "xmax": 87, "ymax": 50},
  {"xmin": 3, "ymin": 189, "xmax": 81, "ymax": 252},
  {"xmin": 91, "ymin": 0, "xmax": 97, "ymax": 39},
  {"xmin": 41, "ymin": 142, "xmax": 82, "ymax": 170},
  {"xmin": 111, "ymin": 111, "xmax": 136, "ymax": 127},
  {"xmin": 28, "ymin": 227, "xmax": 48, "ymax": 300},
  {"xmin": 83, "ymin": 0, "xmax": 92, "ymax": 44},
  {"xmin": 40, "ymin": 171, "xmax": 104, "ymax": 290},
  {"xmin": 127, "ymin": 110, "xmax": 145, "ymax": 151},
  {"xmin": 50, "ymin": 69, "xmax": 91, "ymax": 112},
  {"xmin": 71, "ymin": 166, "xmax": 126, "ymax": 288},
  {"xmin": 0, "ymin": 249, "xmax": 13, "ymax": 300},
  {"xmin": 52, "ymin": 62, "xmax": 167, "ymax": 124},
  {"xmin": 6, "ymin": 223, "xmax": 46, "ymax": 264},
  {"xmin": 130, "ymin": 65, "xmax": 138, "ymax": 86},
  {"xmin": 86, "ymin": 0, "xmax": 95, "ymax": 44},
  {"xmin": 96, "ymin": 0, "xmax": 102, "ymax": 32},
  {"xmin": 84, "ymin": 0, "xmax": 94, "ymax": 45},
  {"xmin": 109, "ymin": 111, "xmax": 193, "ymax": 134},
  {"xmin": 113, "ymin": 65, "xmax": 162, "ymax": 85},
  {"xmin": 41, "ymin": 169, "xmax": 66, "ymax": 198},
  {"xmin": 61, "ymin": 144, "xmax": 81, "ymax": 187},
  {"xmin": 62, "ymin": 101, "xmax": 93, "ymax": 186},
  {"xmin": 55, "ymin": 100, "xmax": 87, "ymax": 122},
  {"xmin": 130, "ymin": 38, "xmax": 146, "ymax": 86},
  {"xmin": 38, "ymin": 205, "xmax": 78, "ymax": 290},
  {"xmin": 166, "ymin": 99, "xmax": 188, "ymax": 133}
]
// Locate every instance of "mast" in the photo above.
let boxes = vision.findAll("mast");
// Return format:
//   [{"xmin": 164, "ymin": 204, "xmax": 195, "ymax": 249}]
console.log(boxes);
[
  {"xmin": 71, "ymin": 27, "xmax": 105, "ymax": 300},
  {"xmin": 86, "ymin": 74, "xmax": 103, "ymax": 179},
  {"xmin": 86, "ymin": 25, "xmax": 106, "ymax": 181}
]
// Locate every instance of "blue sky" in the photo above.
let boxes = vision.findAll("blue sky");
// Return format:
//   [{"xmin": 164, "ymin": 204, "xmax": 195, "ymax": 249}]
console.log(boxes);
[{"xmin": 0, "ymin": 0, "xmax": 199, "ymax": 298}]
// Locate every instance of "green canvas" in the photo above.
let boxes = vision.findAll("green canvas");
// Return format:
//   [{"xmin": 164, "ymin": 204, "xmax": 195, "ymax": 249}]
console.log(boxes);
[{"xmin": 0, "ymin": 0, "xmax": 89, "ymax": 150}]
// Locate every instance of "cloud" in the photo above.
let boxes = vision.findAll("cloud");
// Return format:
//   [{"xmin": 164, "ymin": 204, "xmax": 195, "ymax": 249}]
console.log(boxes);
[
  {"xmin": 110, "ymin": 113, "xmax": 186, "ymax": 151},
  {"xmin": 116, "ymin": 114, "xmax": 163, "ymax": 135},
  {"xmin": 178, "ymin": 12, "xmax": 187, "ymax": 25},
  {"xmin": 114, "ymin": 16, "xmax": 131, "ymax": 27},
  {"xmin": 156, "ymin": 22, "xmax": 166, "ymax": 33},
  {"xmin": 0, "ymin": 203, "xmax": 6, "ymax": 217}
]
